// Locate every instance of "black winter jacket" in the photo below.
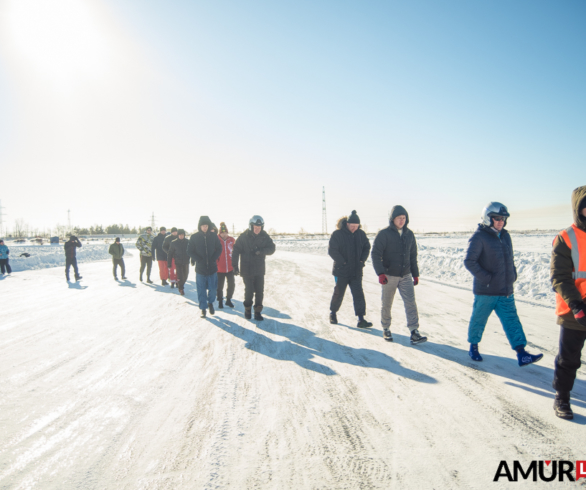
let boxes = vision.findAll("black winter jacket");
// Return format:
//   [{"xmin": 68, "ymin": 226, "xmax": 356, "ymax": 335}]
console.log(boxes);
[
  {"xmin": 151, "ymin": 233, "xmax": 168, "ymax": 262},
  {"xmin": 232, "ymin": 229, "xmax": 276, "ymax": 277},
  {"xmin": 64, "ymin": 238, "xmax": 82, "ymax": 259},
  {"xmin": 328, "ymin": 220, "xmax": 370, "ymax": 278},
  {"xmin": 464, "ymin": 225, "xmax": 517, "ymax": 296},
  {"xmin": 162, "ymin": 234, "xmax": 177, "ymax": 254},
  {"xmin": 167, "ymin": 238, "xmax": 190, "ymax": 267},
  {"xmin": 371, "ymin": 225, "xmax": 418, "ymax": 278},
  {"xmin": 187, "ymin": 231, "xmax": 222, "ymax": 275}
]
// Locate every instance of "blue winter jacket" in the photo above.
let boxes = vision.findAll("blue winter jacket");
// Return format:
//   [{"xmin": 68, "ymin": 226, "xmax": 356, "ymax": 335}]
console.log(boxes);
[
  {"xmin": 0, "ymin": 244, "xmax": 9, "ymax": 259},
  {"xmin": 464, "ymin": 225, "xmax": 517, "ymax": 296}
]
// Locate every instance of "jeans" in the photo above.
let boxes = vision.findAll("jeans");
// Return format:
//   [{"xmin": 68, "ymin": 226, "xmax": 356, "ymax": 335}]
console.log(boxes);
[
  {"xmin": 196, "ymin": 273, "xmax": 218, "ymax": 309},
  {"xmin": 553, "ymin": 326, "xmax": 586, "ymax": 393},
  {"xmin": 217, "ymin": 271, "xmax": 235, "ymax": 301},
  {"xmin": 468, "ymin": 294, "xmax": 527, "ymax": 349},
  {"xmin": 330, "ymin": 276, "xmax": 366, "ymax": 316}
]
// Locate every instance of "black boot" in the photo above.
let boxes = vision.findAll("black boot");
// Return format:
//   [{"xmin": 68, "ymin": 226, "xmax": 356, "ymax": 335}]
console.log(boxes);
[
  {"xmin": 75, "ymin": 274, "xmax": 82, "ymax": 281},
  {"xmin": 171, "ymin": 283, "xmax": 175, "ymax": 289},
  {"xmin": 554, "ymin": 392, "xmax": 573, "ymax": 420},
  {"xmin": 140, "ymin": 275, "xmax": 143, "ymax": 282},
  {"xmin": 114, "ymin": 276, "xmax": 118, "ymax": 280},
  {"xmin": 330, "ymin": 312, "xmax": 338, "ymax": 324},
  {"xmin": 208, "ymin": 302, "xmax": 215, "ymax": 315},
  {"xmin": 201, "ymin": 309, "xmax": 206, "ymax": 318},
  {"xmin": 146, "ymin": 278, "xmax": 153, "ymax": 284},
  {"xmin": 244, "ymin": 307, "xmax": 252, "ymax": 320},
  {"xmin": 162, "ymin": 280, "xmax": 168, "ymax": 286},
  {"xmin": 218, "ymin": 298, "xmax": 224, "ymax": 309},
  {"xmin": 225, "ymin": 299, "xmax": 234, "ymax": 308}
]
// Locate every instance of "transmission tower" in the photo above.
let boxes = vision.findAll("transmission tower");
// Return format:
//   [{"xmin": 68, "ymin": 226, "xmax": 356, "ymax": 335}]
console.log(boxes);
[
  {"xmin": 68, "ymin": 209, "xmax": 71, "ymax": 234},
  {"xmin": 150, "ymin": 212, "xmax": 156, "ymax": 230},
  {"xmin": 322, "ymin": 186, "xmax": 327, "ymax": 235}
]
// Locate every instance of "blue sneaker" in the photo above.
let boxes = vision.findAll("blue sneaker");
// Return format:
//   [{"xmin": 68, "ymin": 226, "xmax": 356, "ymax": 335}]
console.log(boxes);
[
  {"xmin": 517, "ymin": 349, "xmax": 543, "ymax": 367},
  {"xmin": 469, "ymin": 343, "xmax": 483, "ymax": 361}
]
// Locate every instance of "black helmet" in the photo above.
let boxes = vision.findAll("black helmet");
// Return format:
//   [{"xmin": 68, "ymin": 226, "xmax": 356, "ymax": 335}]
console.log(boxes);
[{"xmin": 249, "ymin": 215, "xmax": 264, "ymax": 230}]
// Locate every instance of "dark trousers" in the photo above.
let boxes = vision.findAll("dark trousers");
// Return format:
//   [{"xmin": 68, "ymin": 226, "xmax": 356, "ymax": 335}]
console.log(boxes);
[
  {"xmin": 243, "ymin": 275, "xmax": 264, "ymax": 311},
  {"xmin": 0, "ymin": 259, "xmax": 11, "ymax": 274},
  {"xmin": 176, "ymin": 263, "xmax": 190, "ymax": 291},
  {"xmin": 553, "ymin": 326, "xmax": 586, "ymax": 394},
  {"xmin": 139, "ymin": 256, "xmax": 153, "ymax": 279},
  {"xmin": 65, "ymin": 257, "xmax": 79, "ymax": 280},
  {"xmin": 217, "ymin": 271, "xmax": 235, "ymax": 301},
  {"xmin": 330, "ymin": 276, "xmax": 366, "ymax": 316},
  {"xmin": 113, "ymin": 259, "xmax": 125, "ymax": 278}
]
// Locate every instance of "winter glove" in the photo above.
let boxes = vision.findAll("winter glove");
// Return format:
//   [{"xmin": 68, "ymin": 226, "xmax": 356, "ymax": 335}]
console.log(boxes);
[
  {"xmin": 413, "ymin": 277, "xmax": 419, "ymax": 286},
  {"xmin": 570, "ymin": 301, "xmax": 586, "ymax": 327},
  {"xmin": 378, "ymin": 274, "xmax": 388, "ymax": 285},
  {"xmin": 233, "ymin": 268, "xmax": 240, "ymax": 276}
]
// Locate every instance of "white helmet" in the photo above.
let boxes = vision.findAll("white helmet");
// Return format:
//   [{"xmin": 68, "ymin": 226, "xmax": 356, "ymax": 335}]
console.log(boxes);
[
  {"xmin": 249, "ymin": 215, "xmax": 264, "ymax": 230},
  {"xmin": 481, "ymin": 202, "xmax": 510, "ymax": 226}
]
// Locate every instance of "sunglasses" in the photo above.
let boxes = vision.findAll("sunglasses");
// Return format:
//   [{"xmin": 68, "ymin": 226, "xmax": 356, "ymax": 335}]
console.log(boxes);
[{"xmin": 492, "ymin": 216, "xmax": 506, "ymax": 222}]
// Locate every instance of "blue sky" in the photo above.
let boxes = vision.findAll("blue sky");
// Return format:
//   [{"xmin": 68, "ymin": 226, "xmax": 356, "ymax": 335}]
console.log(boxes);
[{"xmin": 0, "ymin": 0, "xmax": 584, "ymax": 233}]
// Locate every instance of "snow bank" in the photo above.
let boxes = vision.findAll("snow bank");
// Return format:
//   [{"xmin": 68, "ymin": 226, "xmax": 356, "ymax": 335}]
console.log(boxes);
[{"xmin": 4, "ymin": 242, "xmax": 136, "ymax": 273}]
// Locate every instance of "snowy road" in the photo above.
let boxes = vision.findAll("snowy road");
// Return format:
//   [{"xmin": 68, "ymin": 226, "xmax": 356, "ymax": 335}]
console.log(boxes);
[{"xmin": 1, "ymin": 251, "xmax": 585, "ymax": 489}]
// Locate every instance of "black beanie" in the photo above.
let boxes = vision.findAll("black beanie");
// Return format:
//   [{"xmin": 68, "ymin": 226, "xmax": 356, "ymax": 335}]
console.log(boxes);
[
  {"xmin": 347, "ymin": 210, "xmax": 360, "ymax": 224},
  {"xmin": 115, "ymin": 237, "xmax": 120, "ymax": 242},
  {"xmin": 171, "ymin": 227, "xmax": 177, "ymax": 232},
  {"xmin": 177, "ymin": 229, "xmax": 186, "ymax": 236}
]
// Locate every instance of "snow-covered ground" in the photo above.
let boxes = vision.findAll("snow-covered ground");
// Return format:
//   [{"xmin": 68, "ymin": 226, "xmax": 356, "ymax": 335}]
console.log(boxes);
[{"xmin": 0, "ymin": 245, "xmax": 583, "ymax": 489}]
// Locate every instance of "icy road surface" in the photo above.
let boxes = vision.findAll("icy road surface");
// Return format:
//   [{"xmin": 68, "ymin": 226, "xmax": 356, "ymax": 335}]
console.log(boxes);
[{"xmin": 0, "ymin": 251, "xmax": 584, "ymax": 489}]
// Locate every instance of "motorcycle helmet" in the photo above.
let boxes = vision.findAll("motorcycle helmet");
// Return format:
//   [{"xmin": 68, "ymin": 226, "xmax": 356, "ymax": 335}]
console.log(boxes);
[{"xmin": 481, "ymin": 202, "xmax": 510, "ymax": 226}]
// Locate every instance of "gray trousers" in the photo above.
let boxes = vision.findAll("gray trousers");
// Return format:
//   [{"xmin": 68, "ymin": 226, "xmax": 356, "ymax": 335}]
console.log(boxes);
[{"xmin": 381, "ymin": 274, "xmax": 419, "ymax": 332}]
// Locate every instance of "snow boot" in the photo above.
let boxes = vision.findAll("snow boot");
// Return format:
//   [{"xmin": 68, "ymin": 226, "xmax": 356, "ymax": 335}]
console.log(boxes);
[
  {"xmin": 146, "ymin": 278, "xmax": 153, "ymax": 284},
  {"xmin": 357, "ymin": 317, "xmax": 373, "ymax": 328},
  {"xmin": 469, "ymin": 343, "xmax": 483, "ymax": 361},
  {"xmin": 171, "ymin": 283, "xmax": 175, "ymax": 289},
  {"xmin": 383, "ymin": 329, "xmax": 393, "ymax": 342},
  {"xmin": 410, "ymin": 329, "xmax": 427, "ymax": 345},
  {"xmin": 75, "ymin": 275, "xmax": 82, "ymax": 281},
  {"xmin": 330, "ymin": 312, "xmax": 338, "ymax": 325},
  {"xmin": 201, "ymin": 309, "xmax": 206, "ymax": 318},
  {"xmin": 208, "ymin": 302, "xmax": 215, "ymax": 315},
  {"xmin": 244, "ymin": 307, "xmax": 252, "ymax": 320},
  {"xmin": 516, "ymin": 348, "xmax": 543, "ymax": 367},
  {"xmin": 122, "ymin": 276, "xmax": 127, "ymax": 280},
  {"xmin": 225, "ymin": 299, "xmax": 234, "ymax": 308},
  {"xmin": 554, "ymin": 393, "xmax": 573, "ymax": 420},
  {"xmin": 218, "ymin": 299, "xmax": 224, "ymax": 309},
  {"xmin": 140, "ymin": 275, "xmax": 143, "ymax": 282},
  {"xmin": 162, "ymin": 280, "xmax": 168, "ymax": 286},
  {"xmin": 114, "ymin": 276, "xmax": 118, "ymax": 281},
  {"xmin": 254, "ymin": 306, "xmax": 264, "ymax": 321},
  {"xmin": 179, "ymin": 289, "xmax": 185, "ymax": 296}
]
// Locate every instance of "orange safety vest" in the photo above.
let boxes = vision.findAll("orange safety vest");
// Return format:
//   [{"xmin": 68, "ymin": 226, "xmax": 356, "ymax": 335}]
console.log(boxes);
[{"xmin": 556, "ymin": 224, "xmax": 586, "ymax": 316}]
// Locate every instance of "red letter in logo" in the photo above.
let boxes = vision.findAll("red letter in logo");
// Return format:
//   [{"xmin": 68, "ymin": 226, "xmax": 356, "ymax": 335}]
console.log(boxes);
[{"xmin": 577, "ymin": 461, "xmax": 586, "ymax": 481}]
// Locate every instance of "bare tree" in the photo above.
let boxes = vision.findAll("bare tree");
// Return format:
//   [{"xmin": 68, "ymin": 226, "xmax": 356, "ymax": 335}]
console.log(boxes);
[{"xmin": 13, "ymin": 219, "xmax": 26, "ymax": 238}]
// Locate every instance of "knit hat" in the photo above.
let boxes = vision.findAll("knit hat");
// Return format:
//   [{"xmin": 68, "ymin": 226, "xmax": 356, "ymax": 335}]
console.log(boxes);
[
  {"xmin": 347, "ymin": 210, "xmax": 360, "ymax": 224},
  {"xmin": 160, "ymin": 226, "xmax": 166, "ymax": 231},
  {"xmin": 219, "ymin": 222, "xmax": 228, "ymax": 233},
  {"xmin": 177, "ymin": 229, "xmax": 186, "ymax": 236},
  {"xmin": 390, "ymin": 205, "xmax": 409, "ymax": 225},
  {"xmin": 115, "ymin": 237, "xmax": 120, "ymax": 242},
  {"xmin": 171, "ymin": 227, "xmax": 178, "ymax": 232}
]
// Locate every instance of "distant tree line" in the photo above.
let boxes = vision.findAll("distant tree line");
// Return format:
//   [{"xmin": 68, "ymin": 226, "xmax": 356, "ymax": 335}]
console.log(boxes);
[{"xmin": 73, "ymin": 224, "xmax": 138, "ymax": 235}]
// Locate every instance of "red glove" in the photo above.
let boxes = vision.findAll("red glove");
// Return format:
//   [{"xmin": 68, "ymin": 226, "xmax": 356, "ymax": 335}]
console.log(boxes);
[
  {"xmin": 378, "ymin": 274, "xmax": 388, "ymax": 285},
  {"xmin": 413, "ymin": 277, "xmax": 419, "ymax": 286}
]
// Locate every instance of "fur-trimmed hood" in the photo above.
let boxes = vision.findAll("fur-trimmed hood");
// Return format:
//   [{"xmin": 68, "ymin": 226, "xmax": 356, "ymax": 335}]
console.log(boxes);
[{"xmin": 337, "ymin": 216, "xmax": 362, "ymax": 231}]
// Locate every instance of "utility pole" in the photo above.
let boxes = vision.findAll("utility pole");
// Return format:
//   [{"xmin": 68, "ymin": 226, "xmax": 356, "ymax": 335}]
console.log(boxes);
[
  {"xmin": 322, "ymin": 186, "xmax": 327, "ymax": 235},
  {"xmin": 68, "ymin": 209, "xmax": 71, "ymax": 234},
  {"xmin": 232, "ymin": 223, "xmax": 235, "ymax": 235}
]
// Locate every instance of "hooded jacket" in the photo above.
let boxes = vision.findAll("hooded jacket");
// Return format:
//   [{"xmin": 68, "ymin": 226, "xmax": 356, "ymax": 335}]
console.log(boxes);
[
  {"xmin": 187, "ymin": 216, "xmax": 223, "ymax": 275},
  {"xmin": 464, "ymin": 223, "xmax": 517, "ymax": 296},
  {"xmin": 168, "ymin": 237, "xmax": 190, "ymax": 267},
  {"xmin": 108, "ymin": 242, "xmax": 125, "ymax": 260},
  {"xmin": 163, "ymin": 233, "xmax": 178, "ymax": 254},
  {"xmin": 328, "ymin": 217, "xmax": 370, "ymax": 278},
  {"xmin": 551, "ymin": 185, "xmax": 586, "ymax": 331},
  {"xmin": 232, "ymin": 228, "xmax": 276, "ymax": 277},
  {"xmin": 64, "ymin": 238, "xmax": 82, "ymax": 259},
  {"xmin": 371, "ymin": 205, "xmax": 419, "ymax": 278},
  {"xmin": 0, "ymin": 244, "xmax": 9, "ymax": 260},
  {"xmin": 151, "ymin": 232, "xmax": 168, "ymax": 262}
]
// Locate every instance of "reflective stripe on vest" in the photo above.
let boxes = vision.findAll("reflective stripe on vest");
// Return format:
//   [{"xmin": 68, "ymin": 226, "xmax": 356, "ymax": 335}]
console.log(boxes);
[{"xmin": 555, "ymin": 225, "xmax": 586, "ymax": 316}]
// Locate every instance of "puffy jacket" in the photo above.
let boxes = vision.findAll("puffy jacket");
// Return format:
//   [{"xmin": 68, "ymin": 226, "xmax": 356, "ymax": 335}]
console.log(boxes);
[
  {"xmin": 151, "ymin": 233, "xmax": 168, "ymax": 261},
  {"xmin": 551, "ymin": 185, "xmax": 586, "ymax": 331},
  {"xmin": 187, "ymin": 231, "xmax": 223, "ymax": 275},
  {"xmin": 464, "ymin": 225, "xmax": 517, "ymax": 296},
  {"xmin": 64, "ymin": 238, "xmax": 82, "ymax": 259},
  {"xmin": 217, "ymin": 235, "xmax": 235, "ymax": 273},
  {"xmin": 162, "ymin": 233, "xmax": 178, "ymax": 254},
  {"xmin": 232, "ymin": 229, "xmax": 276, "ymax": 277},
  {"xmin": 136, "ymin": 233, "xmax": 154, "ymax": 257},
  {"xmin": 371, "ymin": 206, "xmax": 419, "ymax": 278},
  {"xmin": 328, "ymin": 219, "xmax": 370, "ymax": 278},
  {"xmin": 167, "ymin": 238, "xmax": 190, "ymax": 267},
  {"xmin": 108, "ymin": 243, "xmax": 125, "ymax": 260},
  {"xmin": 0, "ymin": 244, "xmax": 9, "ymax": 260}
]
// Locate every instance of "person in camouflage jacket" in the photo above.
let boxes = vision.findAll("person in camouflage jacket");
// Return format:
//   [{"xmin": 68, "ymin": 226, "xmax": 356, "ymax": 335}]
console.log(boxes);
[{"xmin": 136, "ymin": 226, "xmax": 155, "ymax": 283}]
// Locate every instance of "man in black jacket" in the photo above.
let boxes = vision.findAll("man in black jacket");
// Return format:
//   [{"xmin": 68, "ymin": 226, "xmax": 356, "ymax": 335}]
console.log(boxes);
[
  {"xmin": 464, "ymin": 202, "xmax": 542, "ymax": 366},
  {"xmin": 232, "ymin": 215, "xmax": 276, "ymax": 321},
  {"xmin": 168, "ymin": 229, "xmax": 190, "ymax": 295},
  {"xmin": 64, "ymin": 235, "xmax": 82, "ymax": 281},
  {"xmin": 152, "ymin": 226, "xmax": 169, "ymax": 286},
  {"xmin": 188, "ymin": 216, "xmax": 222, "ymax": 317},
  {"xmin": 371, "ymin": 205, "xmax": 426, "ymax": 344},
  {"xmin": 328, "ymin": 211, "xmax": 372, "ymax": 328}
]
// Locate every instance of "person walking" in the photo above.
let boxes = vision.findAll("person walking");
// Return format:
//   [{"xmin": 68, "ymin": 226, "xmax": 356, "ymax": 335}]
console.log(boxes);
[
  {"xmin": 108, "ymin": 237, "xmax": 126, "ymax": 280},
  {"xmin": 232, "ymin": 215, "xmax": 276, "ymax": 321},
  {"xmin": 464, "ymin": 202, "xmax": 543, "ymax": 365},
  {"xmin": 371, "ymin": 206, "xmax": 427, "ymax": 344},
  {"xmin": 64, "ymin": 235, "xmax": 82, "ymax": 281},
  {"xmin": 167, "ymin": 229, "xmax": 190, "ymax": 295},
  {"xmin": 0, "ymin": 239, "xmax": 12, "ymax": 274},
  {"xmin": 188, "ymin": 216, "xmax": 222, "ymax": 318},
  {"xmin": 152, "ymin": 226, "xmax": 170, "ymax": 286},
  {"xmin": 163, "ymin": 227, "xmax": 179, "ymax": 288},
  {"xmin": 217, "ymin": 222, "xmax": 236, "ymax": 309},
  {"xmin": 550, "ymin": 185, "xmax": 586, "ymax": 420},
  {"xmin": 136, "ymin": 226, "xmax": 155, "ymax": 283},
  {"xmin": 328, "ymin": 211, "xmax": 372, "ymax": 329}
]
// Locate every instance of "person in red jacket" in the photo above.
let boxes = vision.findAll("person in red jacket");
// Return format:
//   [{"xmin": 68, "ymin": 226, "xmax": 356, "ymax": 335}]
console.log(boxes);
[{"xmin": 216, "ymin": 222, "xmax": 236, "ymax": 308}]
